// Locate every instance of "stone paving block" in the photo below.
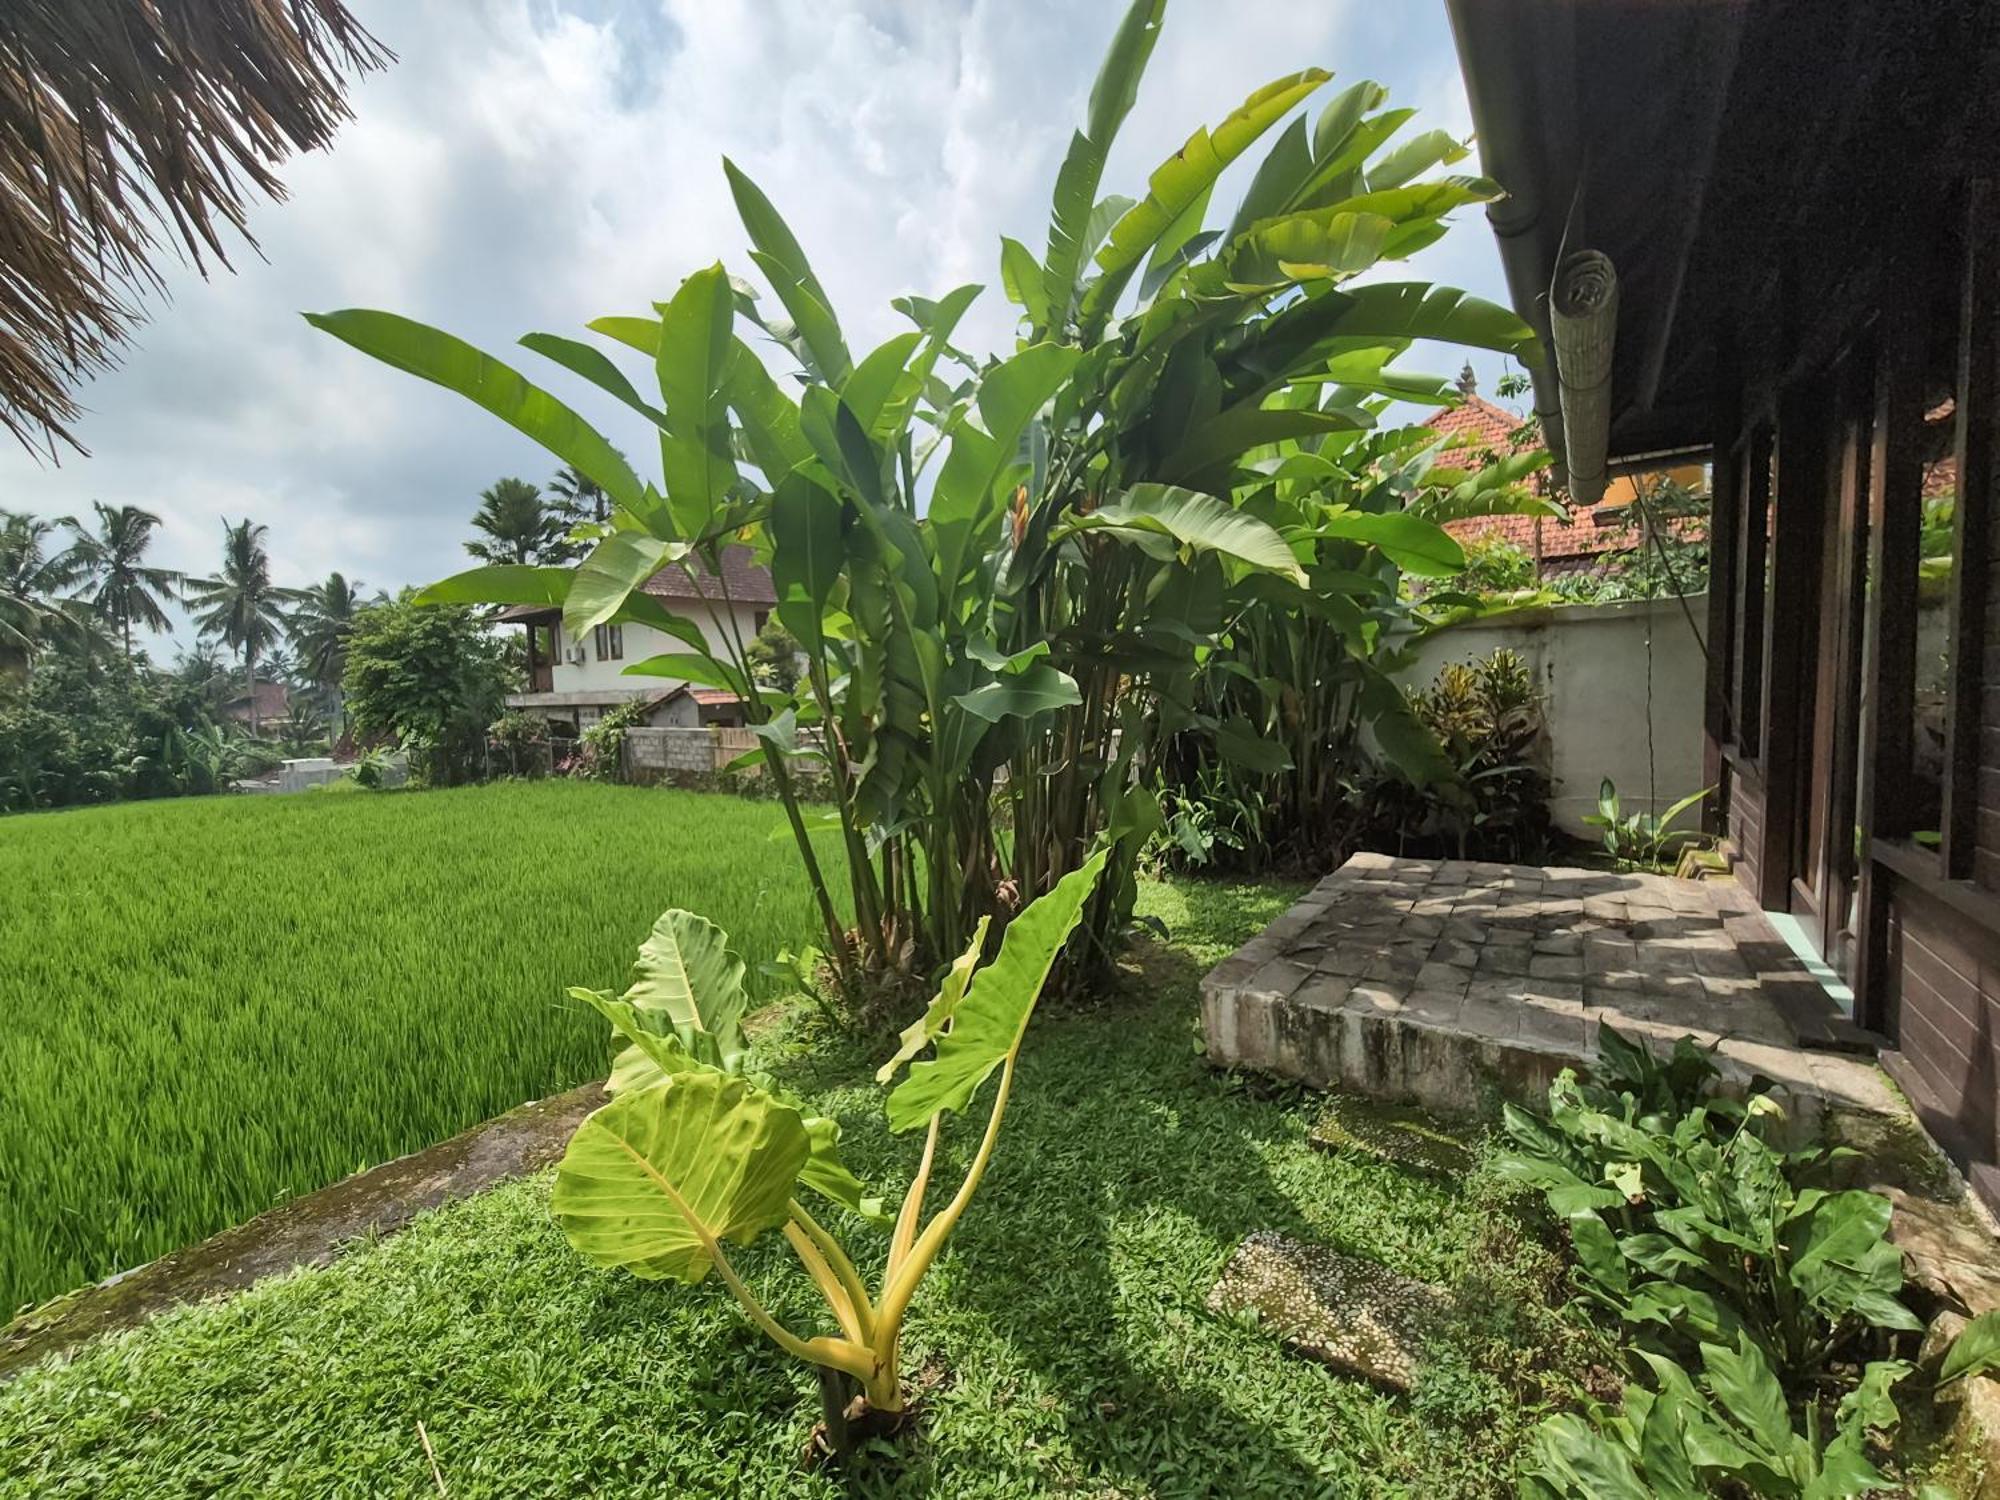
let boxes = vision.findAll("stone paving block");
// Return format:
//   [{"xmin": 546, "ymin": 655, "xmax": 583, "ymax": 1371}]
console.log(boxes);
[
  {"xmin": 1528, "ymin": 953, "xmax": 1584, "ymax": 981},
  {"xmin": 1295, "ymin": 975, "xmax": 1354, "ymax": 1013},
  {"xmin": 1399, "ymin": 989, "xmax": 1468, "ymax": 1028},
  {"xmin": 1245, "ymin": 958, "xmax": 1312, "ymax": 1000},
  {"xmin": 1433, "ymin": 939, "xmax": 1481, "ymax": 970},
  {"xmin": 1517, "ymin": 999, "xmax": 1588, "ymax": 1051},
  {"xmin": 1208, "ymin": 1231, "xmax": 1448, "ymax": 1391},
  {"xmin": 1413, "ymin": 963, "xmax": 1472, "ymax": 998},
  {"xmin": 1315, "ymin": 946, "xmax": 1372, "ymax": 978},
  {"xmin": 1458, "ymin": 994, "xmax": 1522, "ymax": 1042},
  {"xmin": 1521, "ymin": 980, "xmax": 1584, "ymax": 1008},
  {"xmin": 1476, "ymin": 946, "xmax": 1532, "ymax": 978}
]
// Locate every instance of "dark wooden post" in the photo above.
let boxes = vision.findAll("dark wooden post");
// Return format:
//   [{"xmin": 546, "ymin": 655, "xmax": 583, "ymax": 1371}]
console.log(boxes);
[
  {"xmin": 1704, "ymin": 337, "xmax": 1743, "ymax": 833},
  {"xmin": 1943, "ymin": 179, "xmax": 1996, "ymax": 880}
]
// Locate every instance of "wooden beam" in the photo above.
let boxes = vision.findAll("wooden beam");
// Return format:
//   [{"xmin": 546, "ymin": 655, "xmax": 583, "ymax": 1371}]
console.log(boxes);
[
  {"xmin": 1944, "ymin": 178, "xmax": 1997, "ymax": 879},
  {"xmin": 1735, "ymin": 428, "xmax": 1771, "ymax": 760},
  {"xmin": 1853, "ymin": 242, "xmax": 1931, "ymax": 1033},
  {"xmin": 1760, "ymin": 371, "xmax": 1830, "ymax": 913},
  {"xmin": 1704, "ymin": 333, "xmax": 1743, "ymax": 833}
]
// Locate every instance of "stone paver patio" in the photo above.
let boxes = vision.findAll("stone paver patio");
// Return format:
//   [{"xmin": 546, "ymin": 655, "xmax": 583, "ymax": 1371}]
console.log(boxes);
[{"xmin": 1202, "ymin": 852, "xmax": 1897, "ymax": 1131}]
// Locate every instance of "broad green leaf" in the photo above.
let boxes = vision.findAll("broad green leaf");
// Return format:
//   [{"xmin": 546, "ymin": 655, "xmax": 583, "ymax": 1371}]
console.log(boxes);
[
  {"xmin": 1163, "ymin": 407, "xmax": 1366, "ymax": 491},
  {"xmin": 843, "ymin": 331, "xmax": 924, "ymax": 433},
  {"xmin": 306, "ymin": 310, "xmax": 646, "ymax": 514},
  {"xmin": 589, "ymin": 314, "xmax": 661, "ymax": 357},
  {"xmin": 1365, "ymin": 128, "xmax": 1470, "ymax": 191},
  {"xmin": 1082, "ymin": 68, "xmax": 1332, "ymax": 333},
  {"xmin": 623, "ymin": 908, "xmax": 751, "ymax": 1071},
  {"xmin": 724, "ymin": 159, "xmax": 851, "ymax": 380},
  {"xmin": 1226, "ymin": 210, "xmax": 1394, "ymax": 288},
  {"xmin": 1001, "ymin": 236, "xmax": 1053, "ymax": 328},
  {"xmin": 564, "ymin": 531, "xmax": 688, "ymax": 643},
  {"xmin": 1075, "ymin": 483, "xmax": 1307, "ymax": 585},
  {"xmin": 1042, "ymin": 0, "xmax": 1166, "ymax": 323},
  {"xmin": 798, "ymin": 1116, "xmax": 888, "ymax": 1223},
  {"xmin": 552, "ymin": 1071, "xmax": 807, "ymax": 1282},
  {"xmin": 1317, "ymin": 281, "xmax": 1537, "ymax": 356},
  {"xmin": 886, "ymin": 850, "xmax": 1107, "ymax": 1132},
  {"xmin": 656, "ymin": 264, "xmax": 739, "ymax": 541},
  {"xmin": 769, "ymin": 472, "xmax": 845, "ymax": 654},
  {"xmin": 931, "ymin": 342, "xmax": 1080, "ymax": 589},
  {"xmin": 623, "ymin": 652, "xmax": 750, "ymax": 696},
  {"xmin": 1227, "ymin": 113, "xmax": 1314, "ymax": 240},
  {"xmin": 416, "ymin": 565, "xmax": 568, "ymax": 609},
  {"xmin": 726, "ymin": 339, "xmax": 811, "ymax": 480},
  {"xmin": 1317, "ymin": 509, "xmax": 1465, "ymax": 576},
  {"xmin": 520, "ymin": 331, "xmax": 667, "ymax": 427},
  {"xmin": 568, "ymin": 986, "xmax": 702, "ymax": 1095},
  {"xmin": 1214, "ymin": 716, "xmax": 1292, "ymax": 774},
  {"xmin": 1942, "ymin": 1309, "xmax": 2000, "ymax": 1384},
  {"xmin": 952, "ymin": 661, "xmax": 1083, "ymax": 723},
  {"xmin": 1698, "ymin": 1334, "xmax": 1792, "ymax": 1463},
  {"xmin": 878, "ymin": 917, "xmax": 992, "ymax": 1084},
  {"xmin": 1521, "ymin": 1413, "xmax": 1657, "ymax": 1500},
  {"xmin": 1362, "ymin": 668, "xmax": 1454, "ymax": 789}
]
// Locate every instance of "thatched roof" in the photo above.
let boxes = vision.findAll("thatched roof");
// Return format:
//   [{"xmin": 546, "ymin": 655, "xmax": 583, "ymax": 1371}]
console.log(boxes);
[{"xmin": 0, "ymin": 2, "xmax": 390, "ymax": 456}]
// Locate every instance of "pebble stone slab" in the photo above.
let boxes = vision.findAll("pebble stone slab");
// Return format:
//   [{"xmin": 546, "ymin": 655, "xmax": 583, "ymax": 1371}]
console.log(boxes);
[
  {"xmin": 1202, "ymin": 852, "xmax": 1900, "ymax": 1128},
  {"xmin": 1207, "ymin": 1230, "xmax": 1447, "ymax": 1391}
]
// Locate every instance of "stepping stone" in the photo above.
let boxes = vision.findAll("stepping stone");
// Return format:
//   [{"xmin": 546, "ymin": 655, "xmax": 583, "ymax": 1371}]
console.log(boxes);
[
  {"xmin": 1309, "ymin": 1096, "xmax": 1474, "ymax": 1179},
  {"xmin": 1207, "ymin": 1230, "xmax": 1448, "ymax": 1391}
]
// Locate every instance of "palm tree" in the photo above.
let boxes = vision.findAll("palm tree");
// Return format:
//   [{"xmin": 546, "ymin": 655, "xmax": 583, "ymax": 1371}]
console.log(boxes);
[
  {"xmin": 182, "ymin": 518, "xmax": 294, "ymax": 734},
  {"xmin": 466, "ymin": 477, "xmax": 560, "ymax": 565},
  {"xmin": 0, "ymin": 510, "xmax": 88, "ymax": 682},
  {"xmin": 66, "ymin": 503, "xmax": 181, "ymax": 657},
  {"xmin": 544, "ymin": 464, "xmax": 607, "ymax": 563},
  {"xmin": 289, "ymin": 571, "xmax": 368, "ymax": 724}
]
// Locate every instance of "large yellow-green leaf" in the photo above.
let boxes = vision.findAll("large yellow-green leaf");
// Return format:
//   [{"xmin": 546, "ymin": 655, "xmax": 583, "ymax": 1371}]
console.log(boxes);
[
  {"xmin": 655, "ymin": 264, "xmax": 740, "ymax": 542},
  {"xmin": 1225, "ymin": 210, "xmax": 1394, "ymax": 289},
  {"xmin": 798, "ymin": 1115, "xmax": 887, "ymax": 1222},
  {"xmin": 1081, "ymin": 68, "xmax": 1331, "ymax": 333},
  {"xmin": 519, "ymin": 331, "xmax": 667, "ymax": 427},
  {"xmin": 726, "ymin": 159, "xmax": 852, "ymax": 382},
  {"xmin": 623, "ymin": 908, "xmax": 751, "ymax": 1072},
  {"xmin": 552, "ymin": 1071, "xmax": 807, "ymax": 1282},
  {"xmin": 885, "ymin": 851, "xmax": 1106, "ymax": 1132},
  {"xmin": 415, "ymin": 564, "xmax": 569, "ymax": 609},
  {"xmin": 306, "ymin": 310, "xmax": 645, "ymax": 514},
  {"xmin": 569, "ymin": 986, "xmax": 703, "ymax": 1095},
  {"xmin": 878, "ymin": 917, "xmax": 991, "ymax": 1084},
  {"xmin": 1041, "ymin": 0, "xmax": 1166, "ymax": 324},
  {"xmin": 1317, "ymin": 508, "xmax": 1464, "ymax": 576},
  {"xmin": 563, "ymin": 531, "xmax": 687, "ymax": 643},
  {"xmin": 1068, "ymin": 483, "xmax": 1307, "ymax": 586},
  {"xmin": 1162, "ymin": 407, "xmax": 1366, "ymax": 492}
]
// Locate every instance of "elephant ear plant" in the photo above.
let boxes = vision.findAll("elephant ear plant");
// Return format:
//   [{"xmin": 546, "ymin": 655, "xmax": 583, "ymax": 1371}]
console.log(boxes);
[{"xmin": 551, "ymin": 849, "xmax": 1106, "ymax": 1442}]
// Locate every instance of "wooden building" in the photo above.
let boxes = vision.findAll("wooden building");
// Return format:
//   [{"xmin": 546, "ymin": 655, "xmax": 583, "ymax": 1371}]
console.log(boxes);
[{"xmin": 1449, "ymin": 0, "xmax": 2000, "ymax": 1205}]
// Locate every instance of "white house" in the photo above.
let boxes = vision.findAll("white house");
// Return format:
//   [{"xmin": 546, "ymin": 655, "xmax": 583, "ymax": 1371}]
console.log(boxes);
[{"xmin": 501, "ymin": 546, "xmax": 773, "ymax": 731}]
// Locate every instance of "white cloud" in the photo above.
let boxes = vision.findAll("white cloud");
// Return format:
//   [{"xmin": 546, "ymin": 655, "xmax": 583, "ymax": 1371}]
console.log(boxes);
[{"xmin": 0, "ymin": 0, "xmax": 1508, "ymax": 654}]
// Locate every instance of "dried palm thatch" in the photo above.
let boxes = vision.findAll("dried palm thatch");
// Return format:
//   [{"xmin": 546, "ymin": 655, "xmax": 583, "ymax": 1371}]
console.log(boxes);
[{"xmin": 0, "ymin": 1, "xmax": 390, "ymax": 456}]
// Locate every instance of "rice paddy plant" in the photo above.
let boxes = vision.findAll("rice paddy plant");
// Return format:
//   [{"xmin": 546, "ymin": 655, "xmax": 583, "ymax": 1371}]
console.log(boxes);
[{"xmin": 0, "ymin": 780, "xmax": 844, "ymax": 1317}]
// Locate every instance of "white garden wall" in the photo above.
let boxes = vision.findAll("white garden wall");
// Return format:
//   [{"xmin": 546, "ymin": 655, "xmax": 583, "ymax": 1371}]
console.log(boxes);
[{"xmin": 1397, "ymin": 595, "xmax": 1710, "ymax": 839}]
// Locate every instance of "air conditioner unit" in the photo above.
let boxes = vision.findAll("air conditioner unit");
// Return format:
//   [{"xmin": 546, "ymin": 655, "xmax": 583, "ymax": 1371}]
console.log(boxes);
[{"xmin": 567, "ymin": 645, "xmax": 588, "ymax": 665}]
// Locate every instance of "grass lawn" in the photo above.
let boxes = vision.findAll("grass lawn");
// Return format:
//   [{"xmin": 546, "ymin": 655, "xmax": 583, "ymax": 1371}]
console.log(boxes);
[
  {"xmin": 0, "ymin": 781, "xmax": 844, "ymax": 1316},
  {"xmin": 0, "ymin": 875, "xmax": 1594, "ymax": 1498}
]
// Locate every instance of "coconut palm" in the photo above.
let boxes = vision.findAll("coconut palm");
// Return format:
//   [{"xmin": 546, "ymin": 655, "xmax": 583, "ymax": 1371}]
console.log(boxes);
[
  {"xmin": 465, "ymin": 477, "xmax": 562, "ymax": 565},
  {"xmin": 182, "ymin": 518, "xmax": 294, "ymax": 733},
  {"xmin": 288, "ymin": 571, "xmax": 369, "ymax": 723},
  {"xmin": 544, "ymin": 464, "xmax": 608, "ymax": 562},
  {"xmin": 66, "ymin": 503, "xmax": 181, "ymax": 657},
  {"xmin": 0, "ymin": 510, "xmax": 88, "ymax": 682}
]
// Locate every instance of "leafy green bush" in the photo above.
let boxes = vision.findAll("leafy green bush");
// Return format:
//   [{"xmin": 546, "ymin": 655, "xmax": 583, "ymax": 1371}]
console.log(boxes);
[
  {"xmin": 1582, "ymin": 777, "xmax": 1712, "ymax": 870},
  {"xmin": 571, "ymin": 699, "xmax": 647, "ymax": 782},
  {"xmin": 1499, "ymin": 1028, "xmax": 1923, "ymax": 1496},
  {"xmin": 341, "ymin": 594, "xmax": 509, "ymax": 787},
  {"xmin": 1450, "ymin": 533, "xmax": 1536, "ymax": 595},
  {"xmin": 1359, "ymin": 647, "xmax": 1552, "ymax": 863},
  {"xmin": 312, "ymin": 0, "xmax": 1542, "ymax": 1003}
]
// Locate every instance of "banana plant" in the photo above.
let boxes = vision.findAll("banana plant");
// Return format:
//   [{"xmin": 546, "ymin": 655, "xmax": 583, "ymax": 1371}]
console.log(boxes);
[
  {"xmin": 550, "ymin": 850, "xmax": 1107, "ymax": 1425},
  {"xmin": 307, "ymin": 0, "xmax": 1539, "ymax": 999}
]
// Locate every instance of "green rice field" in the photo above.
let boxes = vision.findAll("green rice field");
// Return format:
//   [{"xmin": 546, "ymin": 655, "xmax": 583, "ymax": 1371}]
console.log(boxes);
[{"xmin": 0, "ymin": 781, "xmax": 842, "ymax": 1318}]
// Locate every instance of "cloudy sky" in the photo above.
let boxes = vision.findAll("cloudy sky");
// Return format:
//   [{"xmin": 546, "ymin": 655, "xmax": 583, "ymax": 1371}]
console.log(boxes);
[{"xmin": 4, "ymin": 0, "xmax": 1514, "ymax": 654}]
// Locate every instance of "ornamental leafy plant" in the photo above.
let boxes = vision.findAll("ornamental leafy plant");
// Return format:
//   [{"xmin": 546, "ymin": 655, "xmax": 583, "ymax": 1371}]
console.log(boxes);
[
  {"xmin": 308, "ymin": 0, "xmax": 1538, "ymax": 997},
  {"xmin": 550, "ymin": 850, "xmax": 1106, "ymax": 1423}
]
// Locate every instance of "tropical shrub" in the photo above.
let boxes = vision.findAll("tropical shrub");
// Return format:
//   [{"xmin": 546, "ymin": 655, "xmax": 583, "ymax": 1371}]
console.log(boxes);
[
  {"xmin": 1358, "ymin": 647, "xmax": 1552, "ymax": 864},
  {"xmin": 551, "ymin": 850, "xmax": 1106, "ymax": 1434},
  {"xmin": 1583, "ymin": 777, "xmax": 1712, "ymax": 870},
  {"xmin": 311, "ymin": 0, "xmax": 1539, "ymax": 999},
  {"xmin": 1499, "ymin": 1028, "xmax": 1924, "ymax": 1496},
  {"xmin": 1449, "ymin": 533, "xmax": 1536, "ymax": 595},
  {"xmin": 341, "ymin": 594, "xmax": 510, "ymax": 787},
  {"xmin": 487, "ymin": 709, "xmax": 550, "ymax": 777},
  {"xmin": 571, "ymin": 698, "xmax": 647, "ymax": 782}
]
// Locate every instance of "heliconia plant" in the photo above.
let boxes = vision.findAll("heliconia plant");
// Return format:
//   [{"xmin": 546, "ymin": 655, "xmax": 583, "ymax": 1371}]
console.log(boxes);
[
  {"xmin": 306, "ymin": 0, "xmax": 1542, "ymax": 1000},
  {"xmin": 549, "ymin": 849, "xmax": 1107, "ymax": 1433}
]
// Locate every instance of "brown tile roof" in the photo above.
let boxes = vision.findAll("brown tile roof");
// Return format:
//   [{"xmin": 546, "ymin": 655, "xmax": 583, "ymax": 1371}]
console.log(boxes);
[
  {"xmin": 1420, "ymin": 397, "xmax": 1664, "ymax": 566},
  {"xmin": 641, "ymin": 544, "xmax": 776, "ymax": 607}
]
